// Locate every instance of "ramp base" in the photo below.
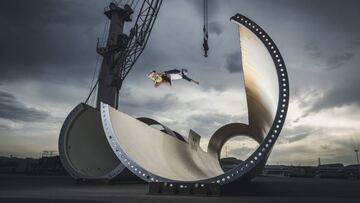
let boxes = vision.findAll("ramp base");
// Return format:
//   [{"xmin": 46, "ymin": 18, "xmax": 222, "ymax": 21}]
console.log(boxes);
[{"xmin": 148, "ymin": 182, "xmax": 221, "ymax": 196}]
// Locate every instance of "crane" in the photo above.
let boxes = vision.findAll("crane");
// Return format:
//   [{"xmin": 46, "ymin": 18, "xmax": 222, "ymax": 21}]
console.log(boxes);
[
  {"xmin": 85, "ymin": 0, "xmax": 163, "ymax": 109},
  {"xmin": 85, "ymin": 0, "xmax": 208, "ymax": 109}
]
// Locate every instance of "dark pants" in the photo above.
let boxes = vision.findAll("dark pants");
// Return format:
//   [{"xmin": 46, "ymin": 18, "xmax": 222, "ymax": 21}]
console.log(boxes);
[{"xmin": 164, "ymin": 69, "xmax": 192, "ymax": 82}]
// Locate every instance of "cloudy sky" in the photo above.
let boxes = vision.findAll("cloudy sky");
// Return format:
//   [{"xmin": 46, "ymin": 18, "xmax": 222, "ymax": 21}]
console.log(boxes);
[{"xmin": 0, "ymin": 0, "xmax": 359, "ymax": 166}]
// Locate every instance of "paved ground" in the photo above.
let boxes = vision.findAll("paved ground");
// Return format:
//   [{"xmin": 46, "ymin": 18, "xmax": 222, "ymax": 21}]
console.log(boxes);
[{"xmin": 0, "ymin": 175, "xmax": 360, "ymax": 202}]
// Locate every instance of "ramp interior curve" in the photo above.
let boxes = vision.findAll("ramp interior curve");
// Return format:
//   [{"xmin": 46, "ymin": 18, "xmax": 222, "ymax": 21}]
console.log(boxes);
[{"xmin": 59, "ymin": 103, "xmax": 125, "ymax": 179}]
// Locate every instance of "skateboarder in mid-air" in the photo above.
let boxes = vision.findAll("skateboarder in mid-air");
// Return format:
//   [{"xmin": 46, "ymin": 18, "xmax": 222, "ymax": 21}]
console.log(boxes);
[{"xmin": 147, "ymin": 69, "xmax": 200, "ymax": 88}]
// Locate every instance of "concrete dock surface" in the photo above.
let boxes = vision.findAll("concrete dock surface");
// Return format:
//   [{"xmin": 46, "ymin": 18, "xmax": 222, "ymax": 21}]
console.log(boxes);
[{"xmin": 1, "ymin": 175, "xmax": 360, "ymax": 203}]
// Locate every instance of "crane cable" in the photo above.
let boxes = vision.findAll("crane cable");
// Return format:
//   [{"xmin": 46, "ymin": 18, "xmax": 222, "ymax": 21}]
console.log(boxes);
[{"xmin": 203, "ymin": 0, "xmax": 209, "ymax": 57}]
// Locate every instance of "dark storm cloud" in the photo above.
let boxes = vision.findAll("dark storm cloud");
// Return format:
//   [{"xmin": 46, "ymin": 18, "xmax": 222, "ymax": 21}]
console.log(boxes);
[
  {"xmin": 0, "ymin": 0, "xmax": 104, "ymax": 82},
  {"xmin": 224, "ymin": 51, "xmax": 242, "ymax": 73},
  {"xmin": 0, "ymin": 0, "xmax": 100, "ymax": 26},
  {"xmin": 186, "ymin": 0, "xmax": 223, "ymax": 37},
  {"xmin": 187, "ymin": 0, "xmax": 220, "ymax": 20},
  {"xmin": 0, "ymin": 90, "xmax": 50, "ymax": 122},
  {"xmin": 304, "ymin": 43, "xmax": 321, "ymax": 58},
  {"xmin": 208, "ymin": 21, "xmax": 224, "ymax": 35},
  {"xmin": 352, "ymin": 39, "xmax": 360, "ymax": 48},
  {"xmin": 283, "ymin": 0, "xmax": 360, "ymax": 102},
  {"xmin": 326, "ymin": 53, "xmax": 354, "ymax": 70},
  {"xmin": 279, "ymin": 0, "xmax": 359, "ymax": 21},
  {"xmin": 119, "ymin": 91, "xmax": 181, "ymax": 116},
  {"xmin": 140, "ymin": 94, "xmax": 180, "ymax": 112},
  {"xmin": 304, "ymin": 43, "xmax": 356, "ymax": 71},
  {"xmin": 280, "ymin": 127, "xmax": 318, "ymax": 144},
  {"xmin": 310, "ymin": 78, "xmax": 360, "ymax": 112},
  {"xmin": 0, "ymin": 123, "xmax": 11, "ymax": 130},
  {"xmin": 191, "ymin": 112, "xmax": 237, "ymax": 126},
  {"xmin": 301, "ymin": 40, "xmax": 360, "ymax": 112}
]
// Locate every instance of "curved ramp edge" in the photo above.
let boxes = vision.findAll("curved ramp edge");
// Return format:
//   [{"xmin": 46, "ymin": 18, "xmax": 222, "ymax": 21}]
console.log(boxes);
[
  {"xmin": 137, "ymin": 117, "xmax": 187, "ymax": 142},
  {"xmin": 101, "ymin": 102, "xmax": 223, "ymax": 182},
  {"xmin": 58, "ymin": 103, "xmax": 126, "ymax": 180},
  {"xmin": 207, "ymin": 123, "xmax": 260, "ymax": 159}
]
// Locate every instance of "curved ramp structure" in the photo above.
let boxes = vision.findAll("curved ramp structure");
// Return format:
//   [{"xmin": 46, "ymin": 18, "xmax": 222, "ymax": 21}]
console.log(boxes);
[
  {"xmin": 58, "ymin": 104, "xmax": 126, "ymax": 180},
  {"xmin": 58, "ymin": 104, "xmax": 183, "ymax": 180},
  {"xmin": 100, "ymin": 13, "xmax": 290, "ymax": 186},
  {"xmin": 137, "ymin": 117, "xmax": 186, "ymax": 142}
]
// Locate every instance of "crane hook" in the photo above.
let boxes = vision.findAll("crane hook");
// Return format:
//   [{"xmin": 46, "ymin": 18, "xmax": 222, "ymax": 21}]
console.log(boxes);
[{"xmin": 202, "ymin": 0, "xmax": 209, "ymax": 57}]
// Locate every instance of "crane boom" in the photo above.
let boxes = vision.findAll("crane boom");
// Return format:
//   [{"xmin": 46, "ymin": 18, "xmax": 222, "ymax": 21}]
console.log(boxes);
[
  {"xmin": 94, "ymin": 0, "xmax": 163, "ymax": 109},
  {"xmin": 117, "ymin": 0, "xmax": 163, "ymax": 81}
]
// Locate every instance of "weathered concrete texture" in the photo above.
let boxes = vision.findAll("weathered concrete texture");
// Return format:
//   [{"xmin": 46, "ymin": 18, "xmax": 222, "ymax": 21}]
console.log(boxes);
[{"xmin": 1, "ymin": 175, "xmax": 360, "ymax": 203}]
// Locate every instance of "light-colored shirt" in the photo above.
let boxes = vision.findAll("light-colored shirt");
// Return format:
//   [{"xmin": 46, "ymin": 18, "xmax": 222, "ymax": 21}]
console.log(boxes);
[
  {"xmin": 169, "ymin": 73, "xmax": 183, "ymax": 80},
  {"xmin": 166, "ymin": 69, "xmax": 188, "ymax": 81}
]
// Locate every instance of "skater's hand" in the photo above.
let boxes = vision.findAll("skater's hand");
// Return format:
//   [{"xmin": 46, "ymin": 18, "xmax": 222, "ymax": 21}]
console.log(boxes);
[{"xmin": 193, "ymin": 80, "xmax": 200, "ymax": 85}]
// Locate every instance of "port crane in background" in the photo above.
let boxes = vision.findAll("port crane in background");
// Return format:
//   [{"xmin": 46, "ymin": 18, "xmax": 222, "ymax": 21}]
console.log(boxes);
[
  {"xmin": 85, "ymin": 0, "xmax": 163, "ymax": 109},
  {"xmin": 85, "ymin": 0, "xmax": 210, "ymax": 109}
]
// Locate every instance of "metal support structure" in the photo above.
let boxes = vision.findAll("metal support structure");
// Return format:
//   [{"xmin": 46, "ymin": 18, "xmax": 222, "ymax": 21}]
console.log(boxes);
[
  {"xmin": 95, "ymin": 0, "xmax": 163, "ymax": 109},
  {"xmin": 96, "ymin": 3, "xmax": 133, "ymax": 109},
  {"xmin": 148, "ymin": 182, "xmax": 221, "ymax": 196},
  {"xmin": 355, "ymin": 149, "xmax": 359, "ymax": 165},
  {"xmin": 115, "ymin": 0, "xmax": 163, "ymax": 81}
]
